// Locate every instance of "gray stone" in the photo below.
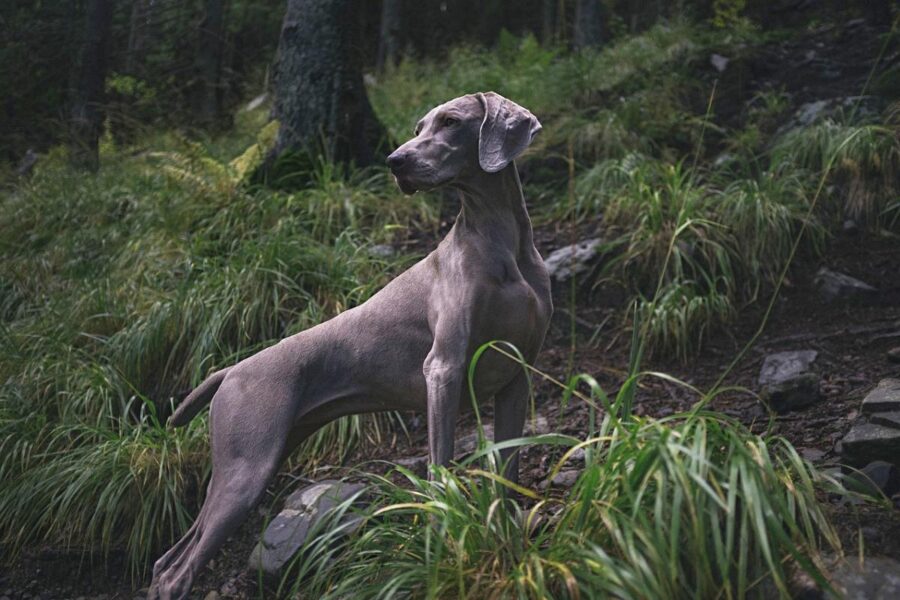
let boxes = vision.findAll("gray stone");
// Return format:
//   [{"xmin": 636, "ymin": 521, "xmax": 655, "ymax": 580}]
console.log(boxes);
[
  {"xmin": 710, "ymin": 53, "xmax": 729, "ymax": 73},
  {"xmin": 843, "ymin": 219, "xmax": 860, "ymax": 235},
  {"xmin": 841, "ymin": 422, "xmax": 900, "ymax": 467},
  {"xmin": 870, "ymin": 412, "xmax": 900, "ymax": 429},
  {"xmin": 248, "ymin": 479, "xmax": 366, "ymax": 578},
  {"xmin": 395, "ymin": 454, "xmax": 428, "ymax": 476},
  {"xmin": 800, "ymin": 447, "xmax": 827, "ymax": 462},
  {"xmin": 540, "ymin": 469, "xmax": 580, "ymax": 490},
  {"xmin": 796, "ymin": 100, "xmax": 830, "ymax": 126},
  {"xmin": 544, "ymin": 238, "xmax": 602, "ymax": 282},
  {"xmin": 758, "ymin": 351, "xmax": 821, "ymax": 412},
  {"xmin": 888, "ymin": 347, "xmax": 900, "ymax": 364},
  {"xmin": 862, "ymin": 379, "xmax": 900, "ymax": 415},
  {"xmin": 848, "ymin": 461, "xmax": 900, "ymax": 497},
  {"xmin": 368, "ymin": 244, "xmax": 396, "ymax": 258},
  {"xmin": 203, "ymin": 592, "xmax": 220, "ymax": 600},
  {"xmin": 814, "ymin": 267, "xmax": 877, "ymax": 303},
  {"xmin": 830, "ymin": 556, "xmax": 900, "ymax": 600},
  {"xmin": 551, "ymin": 470, "xmax": 580, "ymax": 488},
  {"xmin": 243, "ymin": 93, "xmax": 269, "ymax": 112}
]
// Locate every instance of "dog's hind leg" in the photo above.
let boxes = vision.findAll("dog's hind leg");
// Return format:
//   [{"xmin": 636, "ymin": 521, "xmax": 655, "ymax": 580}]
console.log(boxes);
[
  {"xmin": 493, "ymin": 373, "xmax": 528, "ymax": 484},
  {"xmin": 150, "ymin": 382, "xmax": 294, "ymax": 600}
]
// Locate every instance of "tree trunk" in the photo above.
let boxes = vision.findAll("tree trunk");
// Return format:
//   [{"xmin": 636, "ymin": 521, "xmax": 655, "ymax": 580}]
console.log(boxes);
[
  {"xmin": 69, "ymin": 0, "xmax": 113, "ymax": 171},
  {"xmin": 574, "ymin": 0, "xmax": 603, "ymax": 49},
  {"xmin": 126, "ymin": 0, "xmax": 149, "ymax": 75},
  {"xmin": 377, "ymin": 0, "xmax": 402, "ymax": 71},
  {"xmin": 542, "ymin": 0, "xmax": 556, "ymax": 44},
  {"xmin": 194, "ymin": 0, "xmax": 226, "ymax": 127},
  {"xmin": 270, "ymin": 0, "xmax": 387, "ymax": 172}
]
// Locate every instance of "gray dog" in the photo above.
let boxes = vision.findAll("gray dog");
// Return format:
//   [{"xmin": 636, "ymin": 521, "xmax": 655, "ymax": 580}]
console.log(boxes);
[{"xmin": 148, "ymin": 91, "xmax": 552, "ymax": 599}]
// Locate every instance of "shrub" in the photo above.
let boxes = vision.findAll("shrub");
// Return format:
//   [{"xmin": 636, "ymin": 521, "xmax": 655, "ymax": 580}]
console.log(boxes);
[{"xmin": 282, "ymin": 371, "xmax": 841, "ymax": 599}]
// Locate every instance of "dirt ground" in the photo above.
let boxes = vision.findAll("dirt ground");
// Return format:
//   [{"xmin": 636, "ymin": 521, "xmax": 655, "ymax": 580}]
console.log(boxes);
[{"xmin": 4, "ymin": 223, "xmax": 898, "ymax": 600}]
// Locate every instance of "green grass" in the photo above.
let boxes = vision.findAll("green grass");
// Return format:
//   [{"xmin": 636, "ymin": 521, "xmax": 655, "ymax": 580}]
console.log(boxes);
[
  {"xmin": 279, "ymin": 367, "xmax": 842, "ymax": 599},
  {"xmin": 3, "ymin": 16, "xmax": 899, "ymax": 582},
  {"xmin": 0, "ymin": 126, "xmax": 436, "ymax": 575}
]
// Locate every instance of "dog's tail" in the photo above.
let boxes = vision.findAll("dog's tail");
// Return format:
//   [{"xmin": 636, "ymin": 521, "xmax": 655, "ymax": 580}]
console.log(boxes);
[{"xmin": 167, "ymin": 367, "xmax": 231, "ymax": 427}]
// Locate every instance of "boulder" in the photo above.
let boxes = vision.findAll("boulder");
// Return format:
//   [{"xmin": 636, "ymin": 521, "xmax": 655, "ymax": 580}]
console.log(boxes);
[
  {"xmin": 847, "ymin": 461, "xmax": 900, "ymax": 497},
  {"xmin": 841, "ymin": 422, "xmax": 900, "ymax": 468},
  {"xmin": 830, "ymin": 556, "xmax": 900, "ymax": 600},
  {"xmin": 248, "ymin": 480, "xmax": 366, "ymax": 579},
  {"xmin": 862, "ymin": 379, "xmax": 900, "ymax": 414},
  {"xmin": 758, "ymin": 350, "xmax": 821, "ymax": 412},
  {"xmin": 709, "ymin": 53, "xmax": 729, "ymax": 73},
  {"xmin": 814, "ymin": 267, "xmax": 877, "ymax": 303},
  {"xmin": 869, "ymin": 412, "xmax": 900, "ymax": 429},
  {"xmin": 544, "ymin": 238, "xmax": 602, "ymax": 282},
  {"xmin": 887, "ymin": 347, "xmax": 900, "ymax": 364}
]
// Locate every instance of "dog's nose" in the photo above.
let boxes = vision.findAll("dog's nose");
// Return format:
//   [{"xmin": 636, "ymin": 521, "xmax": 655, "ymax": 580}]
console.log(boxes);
[{"xmin": 386, "ymin": 151, "xmax": 406, "ymax": 171}]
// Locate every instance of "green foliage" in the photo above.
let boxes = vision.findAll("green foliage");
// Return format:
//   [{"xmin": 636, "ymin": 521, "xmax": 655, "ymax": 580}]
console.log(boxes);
[
  {"xmin": 281, "ymin": 370, "xmax": 840, "ymax": 599},
  {"xmin": 368, "ymin": 21, "xmax": 703, "ymax": 153},
  {"xmin": 712, "ymin": 0, "xmax": 747, "ymax": 28},
  {"xmin": 770, "ymin": 117, "xmax": 900, "ymax": 226},
  {"xmin": 0, "ymin": 131, "xmax": 436, "ymax": 575}
]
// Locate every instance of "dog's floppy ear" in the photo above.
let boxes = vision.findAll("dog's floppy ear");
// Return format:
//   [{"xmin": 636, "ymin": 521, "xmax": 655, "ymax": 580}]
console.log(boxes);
[{"xmin": 476, "ymin": 92, "xmax": 542, "ymax": 173}]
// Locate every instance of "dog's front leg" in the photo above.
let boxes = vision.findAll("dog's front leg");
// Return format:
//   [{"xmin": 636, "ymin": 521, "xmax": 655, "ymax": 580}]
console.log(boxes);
[{"xmin": 423, "ymin": 345, "xmax": 465, "ymax": 477}]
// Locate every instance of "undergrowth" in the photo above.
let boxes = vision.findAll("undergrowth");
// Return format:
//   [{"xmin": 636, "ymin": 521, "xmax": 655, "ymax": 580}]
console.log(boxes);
[
  {"xmin": 2, "ymin": 17, "xmax": 898, "ymax": 583},
  {"xmin": 0, "ymin": 130, "xmax": 435, "ymax": 576},
  {"xmin": 278, "ymin": 354, "xmax": 844, "ymax": 599}
]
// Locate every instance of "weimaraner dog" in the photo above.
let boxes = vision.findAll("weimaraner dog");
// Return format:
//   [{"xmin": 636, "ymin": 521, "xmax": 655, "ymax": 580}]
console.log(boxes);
[{"xmin": 148, "ymin": 91, "xmax": 552, "ymax": 599}]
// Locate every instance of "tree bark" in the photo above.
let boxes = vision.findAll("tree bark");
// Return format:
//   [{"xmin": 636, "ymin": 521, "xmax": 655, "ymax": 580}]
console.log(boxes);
[
  {"xmin": 542, "ymin": 0, "xmax": 556, "ymax": 44},
  {"xmin": 194, "ymin": 0, "xmax": 226, "ymax": 127},
  {"xmin": 574, "ymin": 0, "xmax": 603, "ymax": 49},
  {"xmin": 270, "ymin": 0, "xmax": 387, "ymax": 172},
  {"xmin": 69, "ymin": 0, "xmax": 113, "ymax": 171},
  {"xmin": 377, "ymin": 0, "xmax": 402, "ymax": 71}
]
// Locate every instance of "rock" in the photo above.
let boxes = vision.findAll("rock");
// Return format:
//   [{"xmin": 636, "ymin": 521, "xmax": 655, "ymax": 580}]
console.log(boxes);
[
  {"xmin": 712, "ymin": 152, "xmax": 735, "ymax": 168},
  {"xmin": 830, "ymin": 556, "xmax": 900, "ymax": 599},
  {"xmin": 862, "ymin": 379, "xmax": 900, "ymax": 415},
  {"xmin": 814, "ymin": 267, "xmax": 877, "ymax": 303},
  {"xmin": 394, "ymin": 455, "xmax": 428, "ymax": 476},
  {"xmin": 248, "ymin": 479, "xmax": 366, "ymax": 578},
  {"xmin": 16, "ymin": 149, "xmax": 38, "ymax": 177},
  {"xmin": 568, "ymin": 447, "xmax": 587, "ymax": 465},
  {"xmin": 203, "ymin": 592, "xmax": 220, "ymax": 600},
  {"xmin": 551, "ymin": 470, "xmax": 579, "ymax": 488},
  {"xmin": 800, "ymin": 447, "xmax": 826, "ymax": 462},
  {"xmin": 888, "ymin": 347, "xmax": 900, "ymax": 364},
  {"xmin": 219, "ymin": 579, "xmax": 238, "ymax": 597},
  {"xmin": 870, "ymin": 412, "xmax": 900, "ymax": 429},
  {"xmin": 368, "ymin": 244, "xmax": 395, "ymax": 258},
  {"xmin": 848, "ymin": 461, "xmax": 900, "ymax": 497},
  {"xmin": 758, "ymin": 350, "xmax": 821, "ymax": 412},
  {"xmin": 795, "ymin": 99, "xmax": 830, "ymax": 126},
  {"xmin": 841, "ymin": 422, "xmax": 900, "ymax": 467},
  {"xmin": 544, "ymin": 238, "xmax": 602, "ymax": 282},
  {"xmin": 540, "ymin": 469, "xmax": 580, "ymax": 490},
  {"xmin": 243, "ymin": 92, "xmax": 268, "ymax": 112},
  {"xmin": 709, "ymin": 53, "xmax": 729, "ymax": 73}
]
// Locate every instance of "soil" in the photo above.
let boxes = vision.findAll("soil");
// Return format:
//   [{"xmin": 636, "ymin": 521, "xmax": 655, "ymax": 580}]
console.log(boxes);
[{"xmin": 3, "ymin": 10, "xmax": 899, "ymax": 600}]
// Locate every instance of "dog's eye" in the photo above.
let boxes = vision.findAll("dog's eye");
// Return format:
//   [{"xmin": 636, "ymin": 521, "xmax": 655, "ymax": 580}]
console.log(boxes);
[{"xmin": 443, "ymin": 117, "xmax": 459, "ymax": 127}]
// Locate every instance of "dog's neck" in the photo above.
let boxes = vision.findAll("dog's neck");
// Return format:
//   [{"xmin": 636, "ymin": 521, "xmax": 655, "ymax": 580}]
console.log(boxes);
[{"xmin": 449, "ymin": 163, "xmax": 534, "ymax": 257}]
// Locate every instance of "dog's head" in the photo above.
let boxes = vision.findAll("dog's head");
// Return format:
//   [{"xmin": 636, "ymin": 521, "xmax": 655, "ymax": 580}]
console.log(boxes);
[{"xmin": 386, "ymin": 92, "xmax": 542, "ymax": 195}]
